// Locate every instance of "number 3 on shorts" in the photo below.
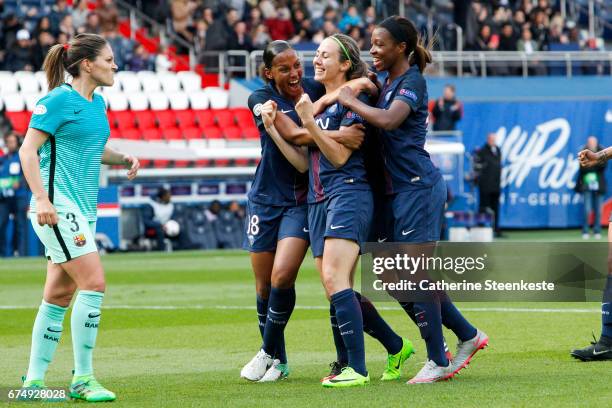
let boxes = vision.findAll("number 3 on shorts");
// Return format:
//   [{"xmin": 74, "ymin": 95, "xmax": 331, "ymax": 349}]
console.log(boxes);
[
  {"xmin": 66, "ymin": 212, "xmax": 80, "ymax": 232},
  {"xmin": 247, "ymin": 215, "xmax": 260, "ymax": 235}
]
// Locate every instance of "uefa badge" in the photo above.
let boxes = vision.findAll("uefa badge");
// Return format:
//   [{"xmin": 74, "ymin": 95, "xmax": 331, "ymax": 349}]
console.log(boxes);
[{"xmin": 248, "ymin": 234, "xmax": 255, "ymax": 246}]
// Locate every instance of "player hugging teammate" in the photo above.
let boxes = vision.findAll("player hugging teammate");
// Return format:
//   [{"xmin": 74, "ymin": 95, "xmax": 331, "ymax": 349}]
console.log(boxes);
[{"xmin": 241, "ymin": 15, "xmax": 489, "ymax": 387}]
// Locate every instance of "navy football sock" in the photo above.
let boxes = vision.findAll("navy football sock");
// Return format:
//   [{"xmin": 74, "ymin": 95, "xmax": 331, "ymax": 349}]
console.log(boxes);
[
  {"xmin": 329, "ymin": 304, "xmax": 348, "ymax": 365},
  {"xmin": 602, "ymin": 276, "xmax": 612, "ymax": 340},
  {"xmin": 331, "ymin": 289, "xmax": 367, "ymax": 376},
  {"xmin": 413, "ymin": 301, "xmax": 448, "ymax": 367},
  {"xmin": 355, "ymin": 292, "xmax": 402, "ymax": 355},
  {"xmin": 262, "ymin": 286, "xmax": 295, "ymax": 364},
  {"xmin": 400, "ymin": 301, "xmax": 451, "ymax": 354},
  {"xmin": 439, "ymin": 293, "xmax": 477, "ymax": 342},
  {"xmin": 256, "ymin": 294, "xmax": 268, "ymax": 340}
]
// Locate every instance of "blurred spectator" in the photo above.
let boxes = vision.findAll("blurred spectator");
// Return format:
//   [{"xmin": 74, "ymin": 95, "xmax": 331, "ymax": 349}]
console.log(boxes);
[
  {"xmin": 1, "ymin": 13, "xmax": 24, "ymax": 51},
  {"xmin": 103, "ymin": 29, "xmax": 133, "ymax": 71},
  {"xmin": 97, "ymin": 0, "xmax": 119, "ymax": 33},
  {"xmin": 33, "ymin": 16, "xmax": 52, "ymax": 39},
  {"xmin": 129, "ymin": 43, "xmax": 155, "ymax": 71},
  {"xmin": 78, "ymin": 12, "xmax": 100, "ymax": 34},
  {"xmin": 498, "ymin": 22, "xmax": 517, "ymax": 51},
  {"xmin": 72, "ymin": 0, "xmax": 89, "ymax": 30},
  {"xmin": 231, "ymin": 21, "xmax": 253, "ymax": 52},
  {"xmin": 5, "ymin": 29, "xmax": 35, "ymax": 71},
  {"xmin": 289, "ymin": 8, "xmax": 314, "ymax": 43},
  {"xmin": 32, "ymin": 31, "xmax": 56, "ymax": 71},
  {"xmin": 49, "ymin": 0, "xmax": 71, "ymax": 36},
  {"xmin": 0, "ymin": 133, "xmax": 28, "ymax": 257},
  {"xmin": 155, "ymin": 45, "xmax": 173, "ymax": 72},
  {"xmin": 246, "ymin": 6, "xmax": 263, "ymax": 32},
  {"xmin": 518, "ymin": 26, "xmax": 538, "ymax": 53},
  {"xmin": 265, "ymin": 6, "xmax": 294, "ymax": 41},
  {"xmin": 142, "ymin": 188, "xmax": 179, "ymax": 251},
  {"xmin": 215, "ymin": 201, "xmax": 243, "ymax": 249},
  {"xmin": 171, "ymin": 0, "xmax": 197, "ymax": 53},
  {"xmin": 193, "ymin": 19, "xmax": 208, "ymax": 55},
  {"xmin": 202, "ymin": 7, "xmax": 215, "ymax": 26},
  {"xmin": 474, "ymin": 24, "xmax": 497, "ymax": 51},
  {"xmin": 313, "ymin": 6, "xmax": 337, "ymax": 31},
  {"xmin": 575, "ymin": 136, "xmax": 606, "ymax": 240},
  {"xmin": 205, "ymin": 7, "xmax": 238, "ymax": 51},
  {"xmin": 432, "ymin": 84, "xmax": 462, "ymax": 131},
  {"xmin": 348, "ymin": 26, "xmax": 364, "ymax": 50},
  {"xmin": 205, "ymin": 200, "xmax": 221, "ymax": 222},
  {"xmin": 338, "ymin": 6, "xmax": 362, "ymax": 32},
  {"xmin": 364, "ymin": 6, "xmax": 377, "ymax": 25},
  {"xmin": 58, "ymin": 14, "xmax": 75, "ymax": 38},
  {"xmin": 474, "ymin": 133, "xmax": 502, "ymax": 237},
  {"xmin": 251, "ymin": 23, "xmax": 271, "ymax": 49}
]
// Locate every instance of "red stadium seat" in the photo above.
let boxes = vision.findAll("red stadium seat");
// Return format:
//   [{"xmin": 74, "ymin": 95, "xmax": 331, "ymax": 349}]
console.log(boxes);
[
  {"xmin": 175, "ymin": 110, "xmax": 196, "ymax": 129},
  {"xmin": 142, "ymin": 128, "xmax": 163, "ymax": 141},
  {"xmin": 174, "ymin": 160, "xmax": 190, "ymax": 168},
  {"xmin": 163, "ymin": 127, "xmax": 183, "ymax": 141},
  {"xmin": 201, "ymin": 126, "xmax": 223, "ymax": 139},
  {"xmin": 234, "ymin": 159, "xmax": 249, "ymax": 166},
  {"xmin": 214, "ymin": 159, "xmax": 230, "ymax": 166},
  {"xmin": 106, "ymin": 111, "xmax": 117, "ymax": 128},
  {"xmin": 139, "ymin": 159, "xmax": 152, "ymax": 168},
  {"xmin": 5, "ymin": 111, "xmax": 31, "ymax": 134},
  {"xmin": 155, "ymin": 110, "xmax": 176, "ymax": 129},
  {"xmin": 223, "ymin": 126, "xmax": 242, "ymax": 140},
  {"xmin": 109, "ymin": 128, "xmax": 120, "ymax": 139},
  {"xmin": 214, "ymin": 109, "xmax": 235, "ymax": 127},
  {"xmin": 183, "ymin": 126, "xmax": 203, "ymax": 140},
  {"xmin": 122, "ymin": 128, "xmax": 141, "ymax": 140},
  {"xmin": 153, "ymin": 160, "xmax": 170, "ymax": 167},
  {"xmin": 194, "ymin": 109, "xmax": 215, "ymax": 128},
  {"xmin": 114, "ymin": 111, "xmax": 136, "ymax": 130},
  {"xmin": 194, "ymin": 159, "xmax": 211, "ymax": 167},
  {"xmin": 233, "ymin": 107, "xmax": 256, "ymax": 128},
  {"xmin": 135, "ymin": 110, "xmax": 156, "ymax": 130},
  {"xmin": 242, "ymin": 127, "xmax": 260, "ymax": 140}
]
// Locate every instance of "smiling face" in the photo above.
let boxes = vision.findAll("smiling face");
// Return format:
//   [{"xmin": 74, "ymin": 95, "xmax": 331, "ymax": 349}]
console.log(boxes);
[
  {"xmin": 85, "ymin": 44, "xmax": 118, "ymax": 87},
  {"xmin": 369, "ymin": 27, "xmax": 404, "ymax": 72},
  {"xmin": 265, "ymin": 49, "xmax": 303, "ymax": 100},
  {"xmin": 313, "ymin": 37, "xmax": 350, "ymax": 84}
]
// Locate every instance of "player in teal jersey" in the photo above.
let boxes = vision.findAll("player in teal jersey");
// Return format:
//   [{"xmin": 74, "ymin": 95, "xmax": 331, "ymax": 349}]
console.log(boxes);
[{"xmin": 18, "ymin": 34, "xmax": 139, "ymax": 402}]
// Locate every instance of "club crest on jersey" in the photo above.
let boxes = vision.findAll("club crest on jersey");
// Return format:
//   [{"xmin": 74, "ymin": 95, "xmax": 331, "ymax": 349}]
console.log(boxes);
[
  {"xmin": 345, "ymin": 111, "xmax": 362, "ymax": 121},
  {"xmin": 252, "ymin": 103, "xmax": 263, "ymax": 117},
  {"xmin": 248, "ymin": 234, "xmax": 255, "ymax": 246},
  {"xmin": 399, "ymin": 89, "xmax": 418, "ymax": 102},
  {"xmin": 73, "ymin": 234, "xmax": 86, "ymax": 247},
  {"xmin": 33, "ymin": 105, "xmax": 47, "ymax": 115}
]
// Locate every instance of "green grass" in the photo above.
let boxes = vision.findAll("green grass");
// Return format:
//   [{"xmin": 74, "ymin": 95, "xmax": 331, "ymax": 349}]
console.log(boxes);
[{"xmin": 0, "ymin": 230, "xmax": 610, "ymax": 407}]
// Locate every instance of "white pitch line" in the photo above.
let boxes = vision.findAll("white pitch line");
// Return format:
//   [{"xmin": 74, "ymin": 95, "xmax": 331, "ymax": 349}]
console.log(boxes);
[{"xmin": 0, "ymin": 305, "xmax": 600, "ymax": 313}]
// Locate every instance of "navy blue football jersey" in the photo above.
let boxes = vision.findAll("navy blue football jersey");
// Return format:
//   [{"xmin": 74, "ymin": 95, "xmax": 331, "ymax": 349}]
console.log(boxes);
[
  {"xmin": 308, "ymin": 92, "xmax": 371, "ymax": 204},
  {"xmin": 248, "ymin": 78, "xmax": 325, "ymax": 206},
  {"xmin": 377, "ymin": 65, "xmax": 441, "ymax": 194}
]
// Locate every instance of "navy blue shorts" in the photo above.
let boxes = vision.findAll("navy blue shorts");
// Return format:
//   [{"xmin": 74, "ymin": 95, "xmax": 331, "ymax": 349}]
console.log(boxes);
[
  {"xmin": 308, "ymin": 190, "xmax": 373, "ymax": 258},
  {"xmin": 391, "ymin": 177, "xmax": 447, "ymax": 243},
  {"xmin": 242, "ymin": 200, "xmax": 309, "ymax": 252},
  {"xmin": 368, "ymin": 193, "xmax": 394, "ymax": 243}
]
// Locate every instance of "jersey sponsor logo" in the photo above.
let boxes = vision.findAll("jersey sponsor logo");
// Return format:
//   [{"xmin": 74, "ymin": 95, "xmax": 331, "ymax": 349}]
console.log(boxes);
[
  {"xmin": 88, "ymin": 312, "xmax": 101, "ymax": 318},
  {"xmin": 330, "ymin": 224, "xmax": 345, "ymax": 230},
  {"xmin": 377, "ymin": 237, "xmax": 388, "ymax": 243},
  {"xmin": 33, "ymin": 104, "xmax": 47, "ymax": 115},
  {"xmin": 281, "ymin": 109, "xmax": 293, "ymax": 114},
  {"xmin": 47, "ymin": 327, "xmax": 62, "ymax": 333},
  {"xmin": 399, "ymin": 88, "xmax": 418, "ymax": 102},
  {"xmin": 401, "ymin": 229, "xmax": 415, "ymax": 236},
  {"xmin": 252, "ymin": 103, "xmax": 263, "ymax": 117},
  {"xmin": 327, "ymin": 104, "xmax": 337, "ymax": 114},
  {"xmin": 74, "ymin": 109, "xmax": 83, "ymax": 114},
  {"xmin": 385, "ymin": 92, "xmax": 392, "ymax": 102},
  {"xmin": 73, "ymin": 233, "xmax": 87, "ymax": 247},
  {"xmin": 315, "ymin": 117, "xmax": 330, "ymax": 130},
  {"xmin": 302, "ymin": 227, "xmax": 309, "ymax": 233},
  {"xmin": 43, "ymin": 333, "xmax": 60, "ymax": 343}
]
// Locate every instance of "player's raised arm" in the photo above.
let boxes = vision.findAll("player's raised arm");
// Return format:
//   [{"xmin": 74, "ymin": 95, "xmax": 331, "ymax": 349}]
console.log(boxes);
[
  {"xmin": 261, "ymin": 100, "xmax": 309, "ymax": 173},
  {"xmin": 578, "ymin": 146, "xmax": 612, "ymax": 168},
  {"xmin": 338, "ymin": 86, "xmax": 411, "ymax": 131}
]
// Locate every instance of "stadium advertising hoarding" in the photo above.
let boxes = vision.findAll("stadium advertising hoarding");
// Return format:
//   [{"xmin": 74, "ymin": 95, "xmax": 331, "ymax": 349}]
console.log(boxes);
[{"xmin": 458, "ymin": 100, "xmax": 612, "ymax": 228}]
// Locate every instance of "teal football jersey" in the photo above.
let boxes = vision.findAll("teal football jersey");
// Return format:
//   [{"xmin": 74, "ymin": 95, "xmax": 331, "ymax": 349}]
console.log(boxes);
[{"xmin": 29, "ymin": 84, "xmax": 110, "ymax": 221}]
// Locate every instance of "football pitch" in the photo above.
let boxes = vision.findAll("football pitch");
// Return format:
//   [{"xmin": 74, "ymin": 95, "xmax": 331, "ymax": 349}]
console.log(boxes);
[{"xmin": 0, "ymin": 230, "xmax": 610, "ymax": 407}]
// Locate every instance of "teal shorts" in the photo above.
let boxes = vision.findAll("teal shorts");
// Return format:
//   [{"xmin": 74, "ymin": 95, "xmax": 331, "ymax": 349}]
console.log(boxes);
[{"xmin": 31, "ymin": 210, "xmax": 97, "ymax": 264}]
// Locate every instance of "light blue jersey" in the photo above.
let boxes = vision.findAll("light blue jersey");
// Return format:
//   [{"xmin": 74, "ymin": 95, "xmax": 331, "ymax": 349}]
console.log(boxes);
[{"xmin": 28, "ymin": 83, "xmax": 109, "ymax": 221}]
